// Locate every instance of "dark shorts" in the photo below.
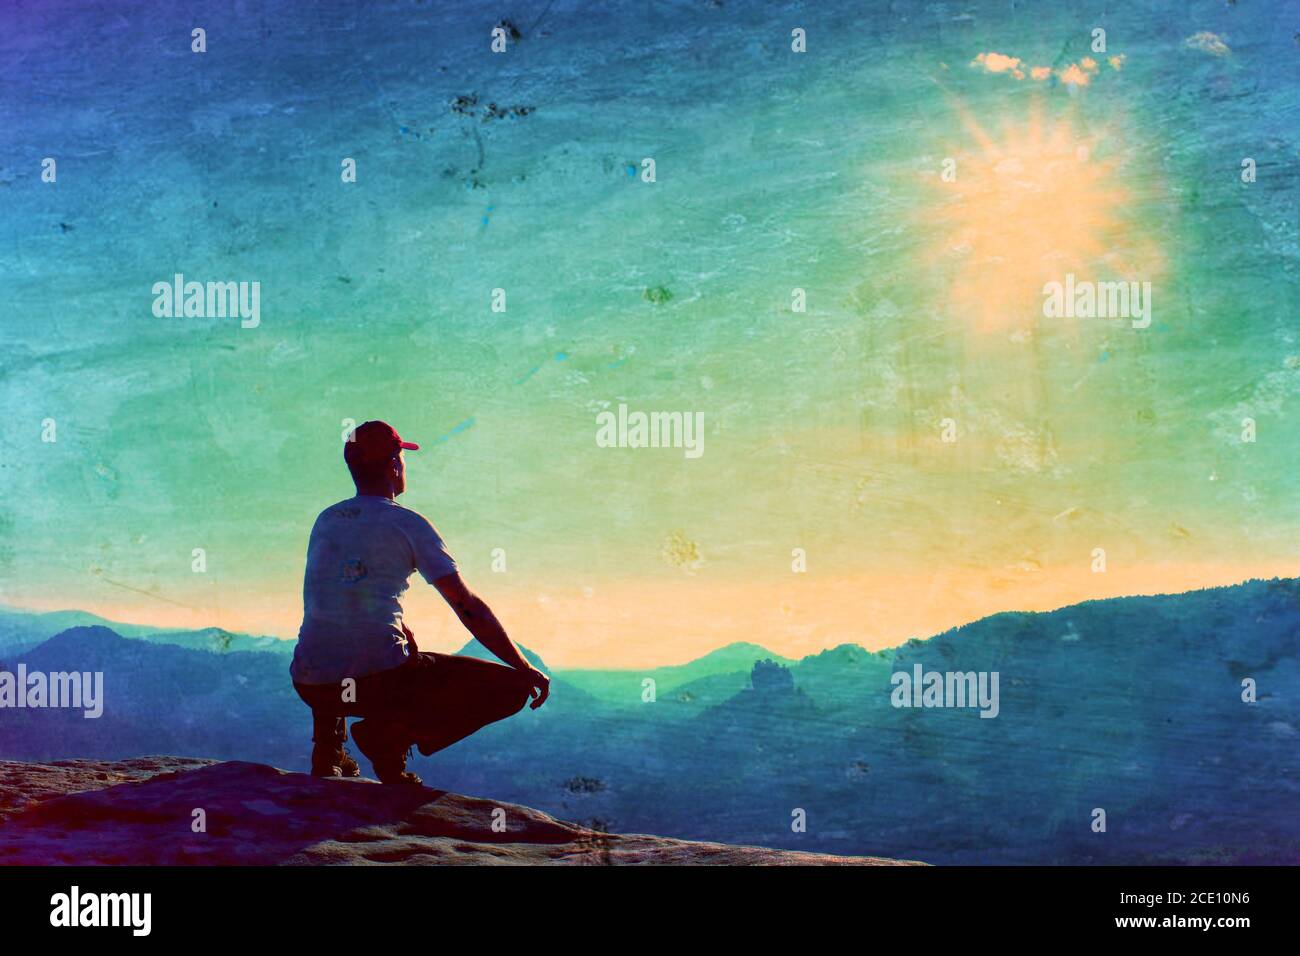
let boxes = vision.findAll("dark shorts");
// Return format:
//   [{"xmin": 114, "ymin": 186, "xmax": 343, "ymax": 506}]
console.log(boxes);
[{"xmin": 294, "ymin": 651, "xmax": 532, "ymax": 757}]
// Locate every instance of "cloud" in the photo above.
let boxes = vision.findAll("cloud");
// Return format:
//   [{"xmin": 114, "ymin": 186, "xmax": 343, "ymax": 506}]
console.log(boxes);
[
  {"xmin": 970, "ymin": 50, "xmax": 1122, "ymax": 88},
  {"xmin": 1184, "ymin": 31, "xmax": 1230, "ymax": 56},
  {"xmin": 971, "ymin": 52, "xmax": 1025, "ymax": 79},
  {"xmin": 1057, "ymin": 64, "xmax": 1091, "ymax": 86}
]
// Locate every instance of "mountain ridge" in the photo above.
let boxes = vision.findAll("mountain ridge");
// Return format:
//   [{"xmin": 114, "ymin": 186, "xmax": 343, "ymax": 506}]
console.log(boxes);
[
  {"xmin": 8, "ymin": 574, "xmax": 1298, "ymax": 671},
  {"xmin": 3, "ymin": 578, "xmax": 1296, "ymax": 863}
]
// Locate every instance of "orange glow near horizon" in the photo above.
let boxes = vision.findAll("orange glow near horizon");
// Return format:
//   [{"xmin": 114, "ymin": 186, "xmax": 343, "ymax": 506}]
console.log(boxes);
[{"xmin": 9, "ymin": 560, "xmax": 1296, "ymax": 670}]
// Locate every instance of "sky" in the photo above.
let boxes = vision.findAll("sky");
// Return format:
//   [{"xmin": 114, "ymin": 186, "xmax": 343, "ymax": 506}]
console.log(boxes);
[{"xmin": 1, "ymin": 0, "xmax": 1297, "ymax": 667}]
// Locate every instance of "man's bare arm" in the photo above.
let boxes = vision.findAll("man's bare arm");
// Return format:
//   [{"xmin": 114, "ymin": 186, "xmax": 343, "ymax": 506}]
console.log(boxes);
[{"xmin": 433, "ymin": 572, "xmax": 549, "ymax": 708}]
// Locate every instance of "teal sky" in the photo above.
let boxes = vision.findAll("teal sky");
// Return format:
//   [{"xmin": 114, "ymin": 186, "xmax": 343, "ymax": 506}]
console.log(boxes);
[{"xmin": 1, "ymin": 0, "xmax": 1297, "ymax": 666}]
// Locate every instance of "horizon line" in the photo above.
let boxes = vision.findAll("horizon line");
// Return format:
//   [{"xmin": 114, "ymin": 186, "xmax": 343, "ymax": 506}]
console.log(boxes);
[{"xmin": 3, "ymin": 573, "xmax": 1293, "ymax": 671}]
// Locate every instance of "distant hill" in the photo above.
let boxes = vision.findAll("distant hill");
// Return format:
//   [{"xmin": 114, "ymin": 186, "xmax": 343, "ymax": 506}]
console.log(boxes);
[
  {"xmin": 135, "ymin": 627, "xmax": 292, "ymax": 655},
  {"xmin": 453, "ymin": 639, "xmax": 549, "ymax": 672},
  {"xmin": 435, "ymin": 578, "xmax": 1300, "ymax": 863},
  {"xmin": 561, "ymin": 641, "xmax": 792, "ymax": 706},
  {"xmin": 0, "ymin": 606, "xmax": 169, "ymax": 641},
  {"xmin": 0, "ymin": 627, "xmax": 302, "ymax": 765},
  {"xmin": 0, "ymin": 606, "xmax": 289, "ymax": 656},
  {"xmin": 0, "ymin": 607, "xmax": 163, "ymax": 656}
]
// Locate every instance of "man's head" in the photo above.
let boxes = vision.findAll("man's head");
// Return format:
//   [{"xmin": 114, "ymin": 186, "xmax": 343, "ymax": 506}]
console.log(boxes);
[{"xmin": 344, "ymin": 421, "xmax": 420, "ymax": 498}]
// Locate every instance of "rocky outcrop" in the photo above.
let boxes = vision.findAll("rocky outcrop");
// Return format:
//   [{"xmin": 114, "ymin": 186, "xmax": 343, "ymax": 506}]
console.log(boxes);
[{"xmin": 0, "ymin": 758, "xmax": 921, "ymax": 866}]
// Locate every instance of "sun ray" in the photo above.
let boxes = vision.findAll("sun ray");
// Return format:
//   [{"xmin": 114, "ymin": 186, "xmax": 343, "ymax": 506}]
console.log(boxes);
[{"xmin": 919, "ymin": 98, "xmax": 1164, "ymax": 334}]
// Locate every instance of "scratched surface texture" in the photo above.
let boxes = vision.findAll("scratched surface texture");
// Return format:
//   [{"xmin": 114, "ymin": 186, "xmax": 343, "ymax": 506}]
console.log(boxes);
[{"xmin": 0, "ymin": 0, "xmax": 1297, "ymax": 667}]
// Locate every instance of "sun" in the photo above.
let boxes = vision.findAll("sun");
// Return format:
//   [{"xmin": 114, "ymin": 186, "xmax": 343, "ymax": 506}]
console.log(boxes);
[{"xmin": 923, "ymin": 103, "xmax": 1149, "ymax": 333}]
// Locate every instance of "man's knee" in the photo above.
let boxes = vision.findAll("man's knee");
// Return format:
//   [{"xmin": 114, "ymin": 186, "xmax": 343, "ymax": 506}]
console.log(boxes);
[
  {"xmin": 453, "ymin": 657, "xmax": 532, "ymax": 715},
  {"xmin": 504, "ymin": 682, "xmax": 531, "ymax": 716},
  {"xmin": 495, "ymin": 671, "xmax": 532, "ymax": 718}
]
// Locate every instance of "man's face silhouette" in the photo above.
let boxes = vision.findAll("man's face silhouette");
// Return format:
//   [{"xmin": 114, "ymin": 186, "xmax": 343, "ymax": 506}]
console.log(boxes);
[{"xmin": 390, "ymin": 449, "xmax": 406, "ymax": 496}]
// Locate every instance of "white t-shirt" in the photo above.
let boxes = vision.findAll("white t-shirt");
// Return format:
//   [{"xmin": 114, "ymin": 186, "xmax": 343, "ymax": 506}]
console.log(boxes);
[{"xmin": 290, "ymin": 495, "xmax": 458, "ymax": 684}]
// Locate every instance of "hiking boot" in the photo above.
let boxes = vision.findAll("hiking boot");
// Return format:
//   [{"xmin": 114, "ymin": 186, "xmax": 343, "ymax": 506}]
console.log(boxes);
[
  {"xmin": 351, "ymin": 719, "xmax": 423, "ymax": 786},
  {"xmin": 311, "ymin": 744, "xmax": 361, "ymax": 778}
]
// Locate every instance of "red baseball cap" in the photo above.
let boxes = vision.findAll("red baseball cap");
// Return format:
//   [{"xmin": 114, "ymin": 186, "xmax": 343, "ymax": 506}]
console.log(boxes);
[{"xmin": 344, "ymin": 420, "xmax": 420, "ymax": 467}]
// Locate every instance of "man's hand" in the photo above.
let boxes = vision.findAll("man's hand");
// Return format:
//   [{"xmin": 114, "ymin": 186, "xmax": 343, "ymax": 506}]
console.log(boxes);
[
  {"xmin": 400, "ymin": 622, "xmax": 418, "ymax": 655},
  {"xmin": 521, "ymin": 666, "xmax": 550, "ymax": 710}
]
